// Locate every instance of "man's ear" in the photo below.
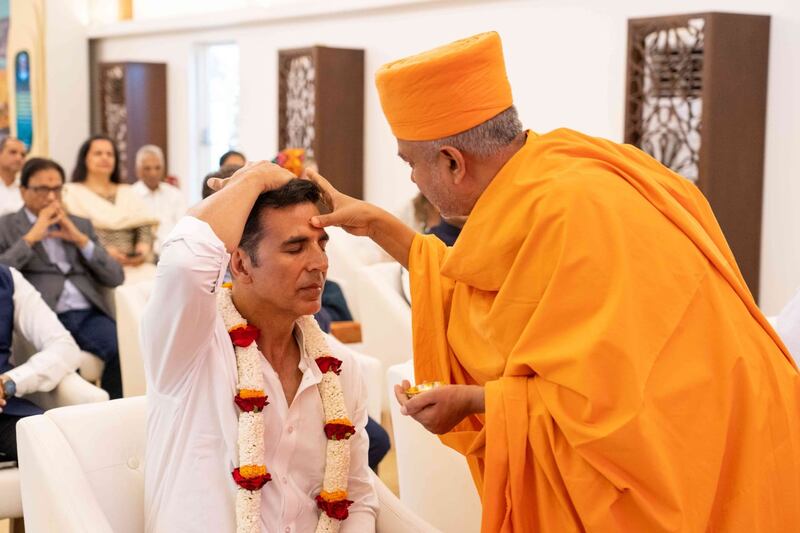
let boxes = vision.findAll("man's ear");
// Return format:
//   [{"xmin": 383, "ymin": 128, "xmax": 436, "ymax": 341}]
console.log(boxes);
[
  {"xmin": 229, "ymin": 248, "xmax": 254, "ymax": 284},
  {"xmin": 438, "ymin": 145, "xmax": 467, "ymax": 185}
]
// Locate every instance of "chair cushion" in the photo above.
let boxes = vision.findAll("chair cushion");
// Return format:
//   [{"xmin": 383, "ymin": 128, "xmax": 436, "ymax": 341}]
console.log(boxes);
[{"xmin": 46, "ymin": 397, "xmax": 146, "ymax": 532}]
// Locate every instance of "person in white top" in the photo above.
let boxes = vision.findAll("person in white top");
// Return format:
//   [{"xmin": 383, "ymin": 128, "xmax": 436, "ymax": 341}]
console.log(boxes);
[
  {"xmin": 141, "ymin": 161, "xmax": 377, "ymax": 532},
  {"xmin": 131, "ymin": 144, "xmax": 187, "ymax": 257},
  {"xmin": 0, "ymin": 137, "xmax": 27, "ymax": 216},
  {"xmin": 0, "ymin": 266, "xmax": 82, "ymax": 460}
]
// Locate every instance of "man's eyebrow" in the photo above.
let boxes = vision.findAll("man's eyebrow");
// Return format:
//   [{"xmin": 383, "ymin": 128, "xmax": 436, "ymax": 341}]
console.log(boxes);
[
  {"xmin": 282, "ymin": 236, "xmax": 309, "ymax": 246},
  {"xmin": 282, "ymin": 232, "xmax": 329, "ymax": 247}
]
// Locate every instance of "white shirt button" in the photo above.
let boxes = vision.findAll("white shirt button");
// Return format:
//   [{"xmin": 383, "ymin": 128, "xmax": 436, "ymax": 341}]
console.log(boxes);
[
  {"xmin": 287, "ymin": 426, "xmax": 294, "ymax": 434},
  {"xmin": 285, "ymin": 527, "xmax": 291, "ymax": 533},
  {"xmin": 127, "ymin": 457, "xmax": 139, "ymax": 469}
]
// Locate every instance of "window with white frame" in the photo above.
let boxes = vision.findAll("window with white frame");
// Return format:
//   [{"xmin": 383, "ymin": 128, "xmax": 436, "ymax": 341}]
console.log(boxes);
[{"xmin": 195, "ymin": 41, "xmax": 240, "ymax": 197}]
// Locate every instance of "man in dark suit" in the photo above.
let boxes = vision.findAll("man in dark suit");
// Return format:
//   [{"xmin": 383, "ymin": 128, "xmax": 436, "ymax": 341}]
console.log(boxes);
[{"xmin": 0, "ymin": 158, "xmax": 125, "ymax": 398}]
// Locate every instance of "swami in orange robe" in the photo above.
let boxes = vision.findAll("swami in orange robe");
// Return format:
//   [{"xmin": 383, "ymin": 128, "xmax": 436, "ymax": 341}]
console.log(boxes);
[{"xmin": 376, "ymin": 32, "xmax": 800, "ymax": 531}]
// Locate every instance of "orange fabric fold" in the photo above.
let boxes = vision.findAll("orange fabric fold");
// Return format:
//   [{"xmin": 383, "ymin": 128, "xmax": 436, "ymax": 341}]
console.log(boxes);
[{"xmin": 408, "ymin": 128, "xmax": 800, "ymax": 532}]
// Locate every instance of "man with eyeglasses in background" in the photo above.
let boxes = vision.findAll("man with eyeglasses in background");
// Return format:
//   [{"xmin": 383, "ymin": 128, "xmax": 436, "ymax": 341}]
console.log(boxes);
[{"xmin": 0, "ymin": 157, "xmax": 125, "ymax": 398}]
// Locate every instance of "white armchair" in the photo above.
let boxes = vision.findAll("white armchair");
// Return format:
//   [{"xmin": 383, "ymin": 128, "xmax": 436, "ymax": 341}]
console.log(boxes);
[
  {"xmin": 115, "ymin": 280, "xmax": 154, "ymax": 397},
  {"xmin": 0, "ymin": 373, "xmax": 108, "ymax": 523},
  {"xmin": 17, "ymin": 396, "xmax": 437, "ymax": 532},
  {"xmin": 386, "ymin": 361, "xmax": 481, "ymax": 532},
  {"xmin": 325, "ymin": 226, "xmax": 389, "ymax": 322},
  {"xmin": 356, "ymin": 262, "xmax": 413, "ymax": 370}
]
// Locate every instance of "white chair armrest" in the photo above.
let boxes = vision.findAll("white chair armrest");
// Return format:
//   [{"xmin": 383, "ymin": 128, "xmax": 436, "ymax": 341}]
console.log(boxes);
[
  {"xmin": 348, "ymin": 350, "xmax": 382, "ymax": 421},
  {"xmin": 17, "ymin": 414, "xmax": 115, "ymax": 532},
  {"xmin": 25, "ymin": 373, "xmax": 109, "ymax": 411}
]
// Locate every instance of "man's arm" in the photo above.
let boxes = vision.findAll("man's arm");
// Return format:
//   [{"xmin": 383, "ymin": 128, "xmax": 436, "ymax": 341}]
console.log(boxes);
[
  {"xmin": 0, "ymin": 209, "xmax": 56, "ymax": 270},
  {"xmin": 0, "ymin": 238, "xmax": 37, "ymax": 270},
  {"xmin": 142, "ymin": 162, "xmax": 293, "ymax": 394},
  {"xmin": 191, "ymin": 161, "xmax": 295, "ymax": 252},
  {"xmin": 3, "ymin": 268, "xmax": 81, "ymax": 396}
]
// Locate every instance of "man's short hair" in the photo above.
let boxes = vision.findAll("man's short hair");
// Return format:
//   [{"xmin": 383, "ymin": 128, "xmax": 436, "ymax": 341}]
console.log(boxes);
[
  {"xmin": 417, "ymin": 105, "xmax": 522, "ymax": 161},
  {"xmin": 0, "ymin": 136, "xmax": 23, "ymax": 153},
  {"xmin": 20, "ymin": 158, "xmax": 65, "ymax": 188},
  {"xmin": 219, "ymin": 150, "xmax": 246, "ymax": 167},
  {"xmin": 202, "ymin": 164, "xmax": 241, "ymax": 199},
  {"xmin": 135, "ymin": 144, "xmax": 164, "ymax": 168},
  {"xmin": 239, "ymin": 179, "xmax": 321, "ymax": 266}
]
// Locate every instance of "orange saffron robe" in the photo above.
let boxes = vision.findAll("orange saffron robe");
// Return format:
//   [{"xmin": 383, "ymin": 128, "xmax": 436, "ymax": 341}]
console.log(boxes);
[{"xmin": 408, "ymin": 129, "xmax": 800, "ymax": 532}]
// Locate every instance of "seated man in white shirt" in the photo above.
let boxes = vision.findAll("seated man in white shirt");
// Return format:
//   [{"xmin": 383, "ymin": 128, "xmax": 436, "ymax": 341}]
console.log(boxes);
[
  {"xmin": 0, "ymin": 265, "xmax": 82, "ymax": 460},
  {"xmin": 141, "ymin": 162, "xmax": 377, "ymax": 532},
  {"xmin": 0, "ymin": 136, "xmax": 26, "ymax": 216},
  {"xmin": 131, "ymin": 144, "xmax": 187, "ymax": 257}
]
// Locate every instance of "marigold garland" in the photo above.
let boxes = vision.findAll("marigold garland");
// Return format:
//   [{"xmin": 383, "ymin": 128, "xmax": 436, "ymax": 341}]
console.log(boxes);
[{"xmin": 217, "ymin": 286, "xmax": 355, "ymax": 533}]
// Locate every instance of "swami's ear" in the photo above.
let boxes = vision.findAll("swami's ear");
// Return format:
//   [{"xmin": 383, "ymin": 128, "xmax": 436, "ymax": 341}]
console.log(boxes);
[
  {"xmin": 229, "ymin": 248, "xmax": 254, "ymax": 284},
  {"xmin": 438, "ymin": 145, "xmax": 467, "ymax": 185}
]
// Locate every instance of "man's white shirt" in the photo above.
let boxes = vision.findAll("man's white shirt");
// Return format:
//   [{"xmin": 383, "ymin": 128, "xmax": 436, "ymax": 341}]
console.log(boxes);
[
  {"xmin": 5, "ymin": 268, "xmax": 81, "ymax": 395},
  {"xmin": 131, "ymin": 181, "xmax": 187, "ymax": 255},
  {"xmin": 0, "ymin": 179, "xmax": 22, "ymax": 217},
  {"xmin": 141, "ymin": 217, "xmax": 377, "ymax": 533}
]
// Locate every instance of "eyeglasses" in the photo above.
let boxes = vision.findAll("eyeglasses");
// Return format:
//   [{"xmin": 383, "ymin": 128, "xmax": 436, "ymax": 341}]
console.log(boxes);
[{"xmin": 26, "ymin": 185, "xmax": 63, "ymax": 196}]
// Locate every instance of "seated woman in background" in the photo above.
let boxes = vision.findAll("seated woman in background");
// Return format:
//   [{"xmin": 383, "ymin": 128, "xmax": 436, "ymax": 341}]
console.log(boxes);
[{"xmin": 63, "ymin": 135, "xmax": 159, "ymax": 282}]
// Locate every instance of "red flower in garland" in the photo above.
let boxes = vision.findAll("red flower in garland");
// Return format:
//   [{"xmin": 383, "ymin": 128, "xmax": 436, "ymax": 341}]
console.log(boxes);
[
  {"xmin": 315, "ymin": 495, "xmax": 353, "ymax": 520},
  {"xmin": 232, "ymin": 468, "xmax": 272, "ymax": 490},
  {"xmin": 324, "ymin": 421, "xmax": 356, "ymax": 440},
  {"xmin": 315, "ymin": 356, "xmax": 342, "ymax": 375},
  {"xmin": 229, "ymin": 324, "xmax": 260, "ymax": 347},
  {"xmin": 234, "ymin": 394, "xmax": 269, "ymax": 413}
]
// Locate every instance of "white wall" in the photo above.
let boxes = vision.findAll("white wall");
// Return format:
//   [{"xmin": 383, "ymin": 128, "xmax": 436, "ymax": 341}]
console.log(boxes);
[
  {"xmin": 45, "ymin": 0, "xmax": 89, "ymax": 169},
  {"xmin": 90, "ymin": 0, "xmax": 800, "ymax": 314}
]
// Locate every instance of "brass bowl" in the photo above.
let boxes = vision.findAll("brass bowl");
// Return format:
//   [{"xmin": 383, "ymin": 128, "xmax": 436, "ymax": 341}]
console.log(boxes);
[{"xmin": 405, "ymin": 381, "xmax": 444, "ymax": 399}]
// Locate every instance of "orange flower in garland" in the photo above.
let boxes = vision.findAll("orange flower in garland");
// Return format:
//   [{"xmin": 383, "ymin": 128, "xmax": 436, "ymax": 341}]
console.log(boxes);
[
  {"xmin": 316, "ymin": 356, "xmax": 343, "ymax": 375},
  {"xmin": 324, "ymin": 418, "xmax": 356, "ymax": 440},
  {"xmin": 315, "ymin": 490, "xmax": 354, "ymax": 521},
  {"xmin": 234, "ymin": 393, "xmax": 269, "ymax": 413},
  {"xmin": 232, "ymin": 466, "xmax": 272, "ymax": 491},
  {"xmin": 229, "ymin": 324, "xmax": 260, "ymax": 347},
  {"xmin": 272, "ymin": 148, "xmax": 306, "ymax": 177}
]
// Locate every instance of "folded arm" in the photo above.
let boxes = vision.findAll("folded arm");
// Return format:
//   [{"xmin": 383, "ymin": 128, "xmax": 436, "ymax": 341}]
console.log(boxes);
[{"xmin": 5, "ymin": 268, "xmax": 81, "ymax": 396}]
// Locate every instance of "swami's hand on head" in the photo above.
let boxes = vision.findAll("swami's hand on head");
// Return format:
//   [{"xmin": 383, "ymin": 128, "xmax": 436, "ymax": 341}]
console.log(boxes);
[
  {"xmin": 207, "ymin": 160, "xmax": 294, "ymax": 194},
  {"xmin": 304, "ymin": 169, "xmax": 376, "ymax": 237}
]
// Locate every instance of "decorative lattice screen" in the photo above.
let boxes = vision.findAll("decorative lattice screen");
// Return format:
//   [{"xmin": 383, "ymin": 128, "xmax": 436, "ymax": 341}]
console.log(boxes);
[
  {"xmin": 626, "ymin": 18, "xmax": 704, "ymax": 182},
  {"xmin": 279, "ymin": 52, "xmax": 315, "ymax": 158},
  {"xmin": 101, "ymin": 65, "xmax": 128, "ymax": 180}
]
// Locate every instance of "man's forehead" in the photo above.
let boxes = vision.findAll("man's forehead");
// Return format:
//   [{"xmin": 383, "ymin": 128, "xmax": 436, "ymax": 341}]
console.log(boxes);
[
  {"xmin": 259, "ymin": 203, "xmax": 324, "ymax": 239},
  {"xmin": 28, "ymin": 170, "xmax": 61, "ymax": 184},
  {"xmin": 4, "ymin": 140, "xmax": 24, "ymax": 152}
]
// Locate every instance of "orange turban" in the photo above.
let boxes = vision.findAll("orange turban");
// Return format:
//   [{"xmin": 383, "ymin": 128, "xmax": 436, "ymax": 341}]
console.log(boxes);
[{"xmin": 375, "ymin": 31, "xmax": 513, "ymax": 141}]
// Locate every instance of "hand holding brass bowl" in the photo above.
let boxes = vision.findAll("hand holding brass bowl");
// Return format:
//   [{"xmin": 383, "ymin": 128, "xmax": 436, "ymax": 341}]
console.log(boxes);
[{"xmin": 405, "ymin": 381, "xmax": 444, "ymax": 399}]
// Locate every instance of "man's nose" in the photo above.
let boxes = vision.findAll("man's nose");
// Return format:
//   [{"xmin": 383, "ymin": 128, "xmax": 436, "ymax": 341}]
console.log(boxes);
[{"xmin": 307, "ymin": 248, "xmax": 328, "ymax": 272}]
